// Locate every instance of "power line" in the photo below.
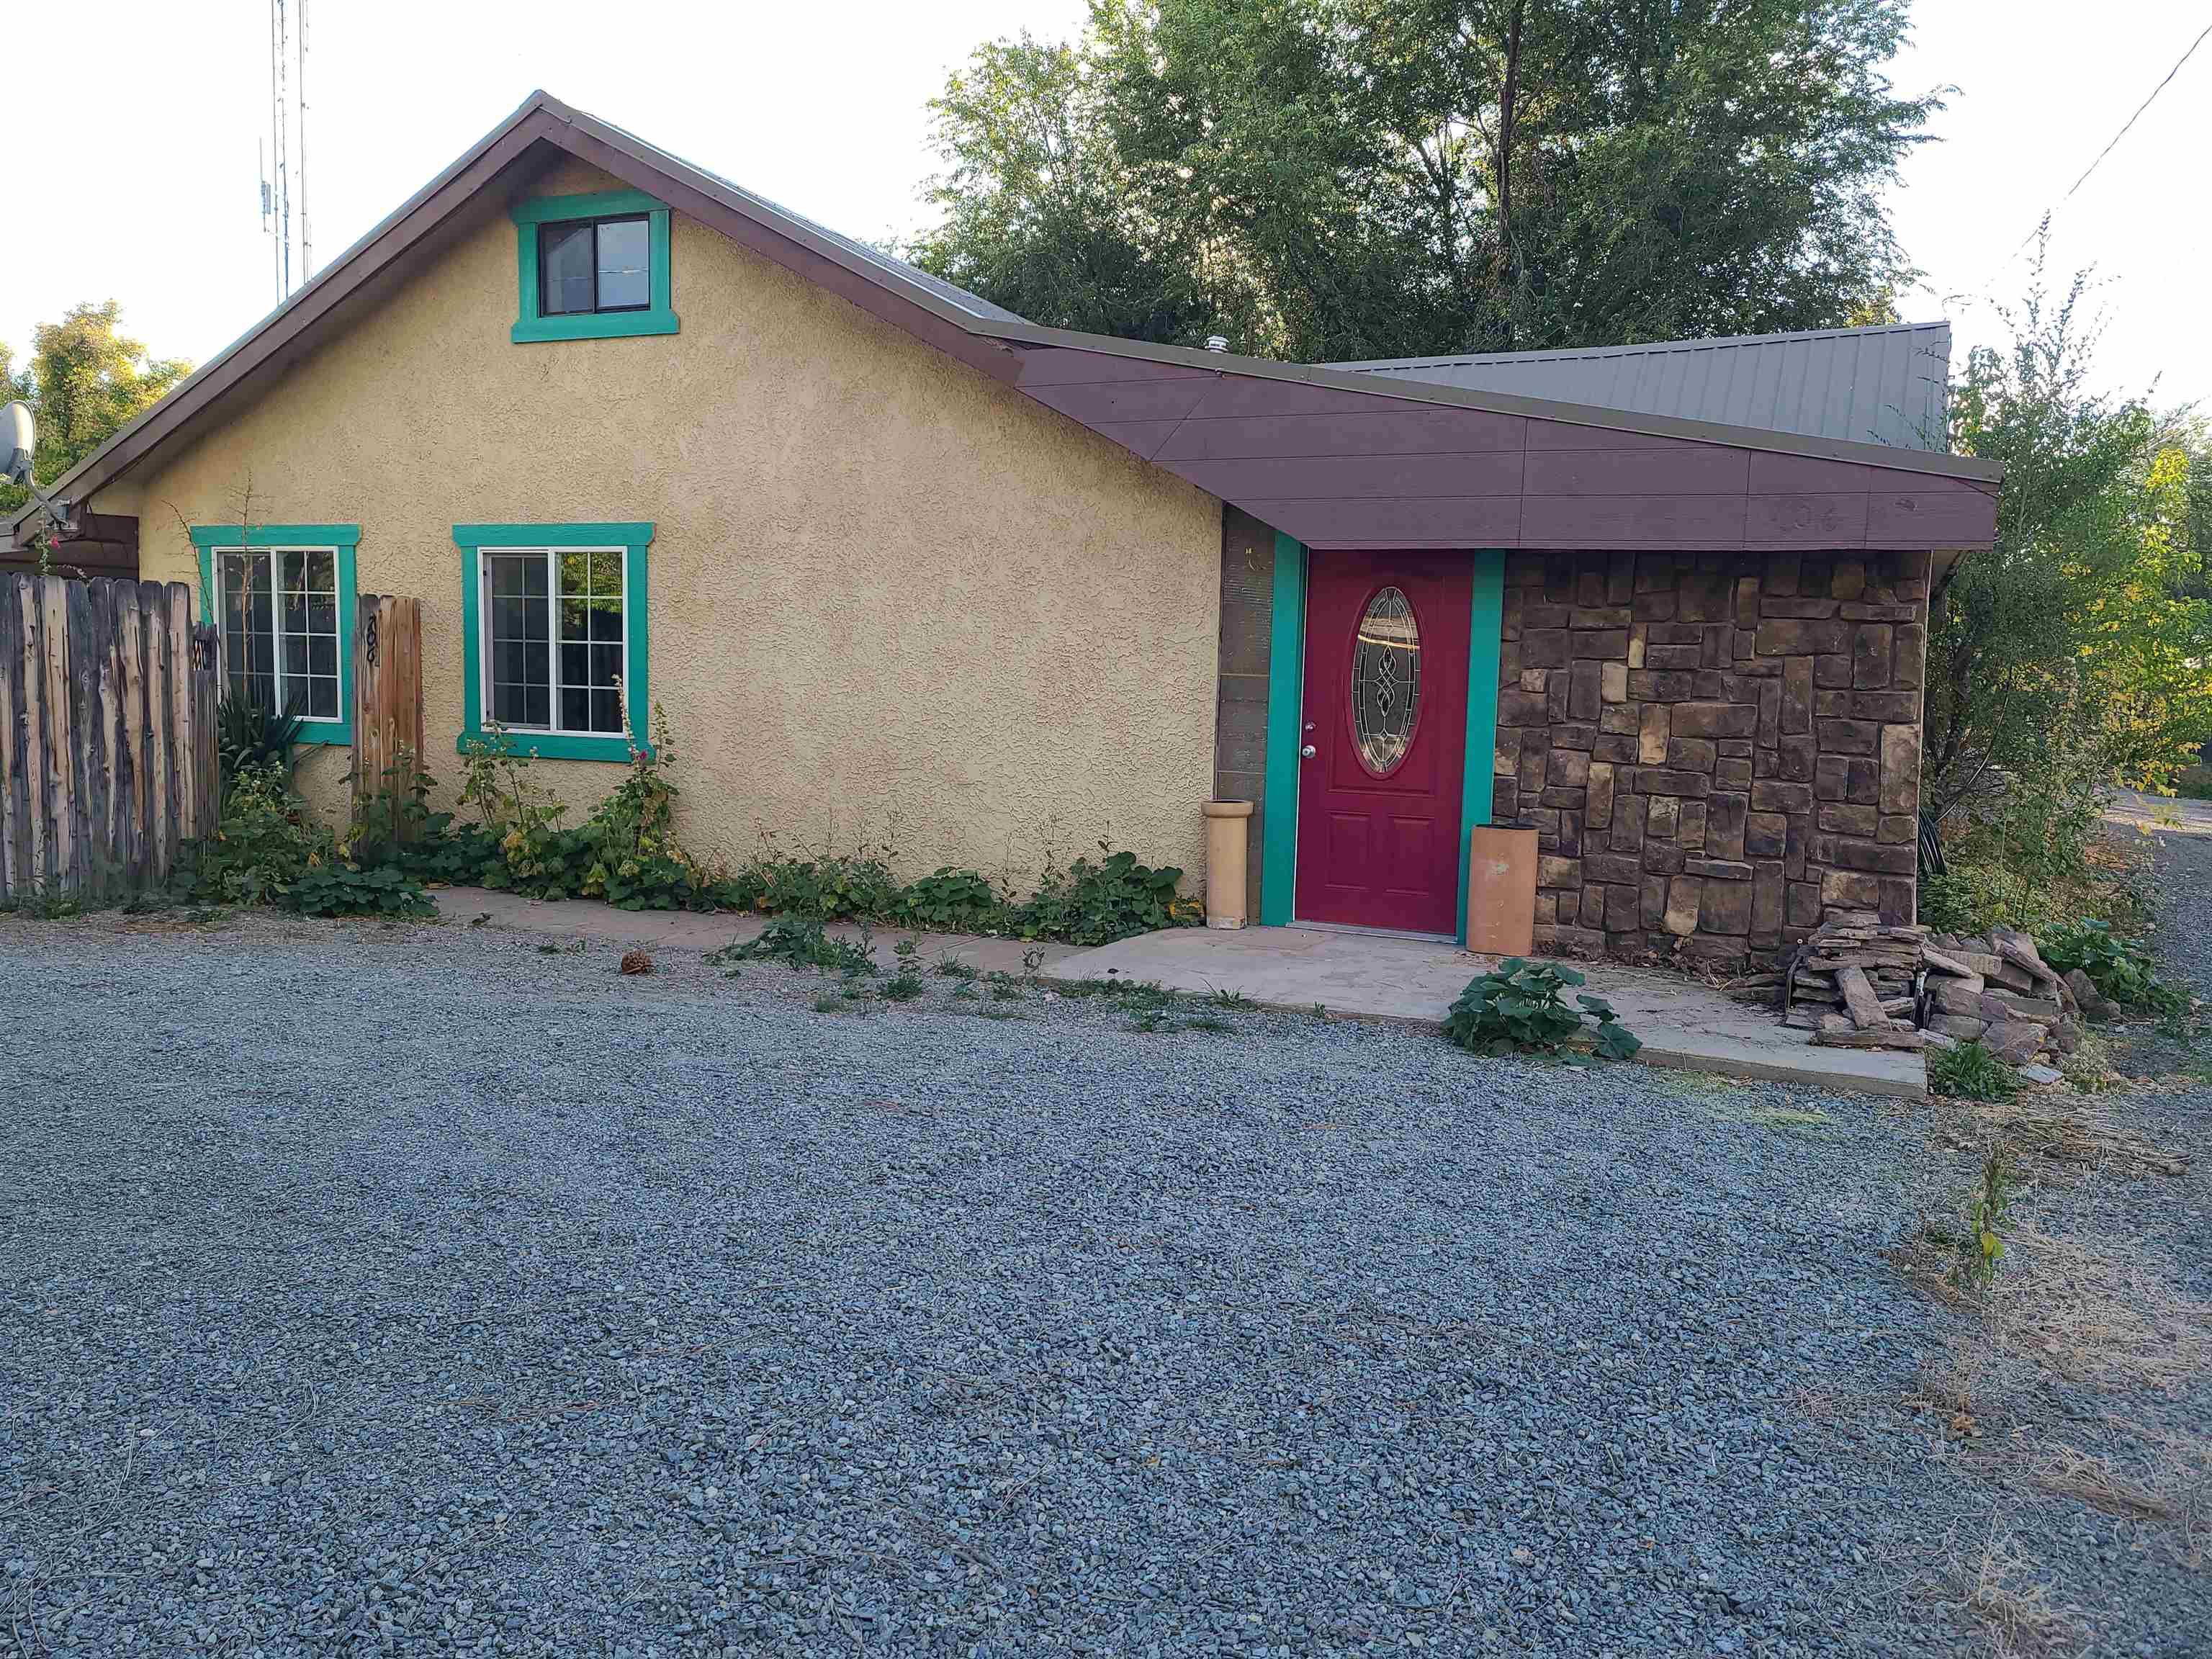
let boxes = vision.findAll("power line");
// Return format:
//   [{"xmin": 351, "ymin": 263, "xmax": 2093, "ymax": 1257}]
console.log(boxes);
[{"xmin": 1990, "ymin": 18, "xmax": 2212, "ymax": 275}]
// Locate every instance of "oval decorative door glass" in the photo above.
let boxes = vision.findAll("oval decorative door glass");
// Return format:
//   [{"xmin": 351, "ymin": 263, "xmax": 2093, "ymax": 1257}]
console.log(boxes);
[{"xmin": 1351, "ymin": 585, "xmax": 1421, "ymax": 775}]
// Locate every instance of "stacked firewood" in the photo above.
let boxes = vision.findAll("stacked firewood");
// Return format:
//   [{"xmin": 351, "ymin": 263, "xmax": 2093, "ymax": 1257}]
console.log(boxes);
[
  {"xmin": 1759, "ymin": 912, "xmax": 2081, "ymax": 1073},
  {"xmin": 1781, "ymin": 912, "xmax": 1929, "ymax": 1050}
]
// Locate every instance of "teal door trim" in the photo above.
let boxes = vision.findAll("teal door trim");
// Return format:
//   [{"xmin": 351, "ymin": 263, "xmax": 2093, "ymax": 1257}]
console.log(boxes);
[
  {"xmin": 1454, "ymin": 549, "xmax": 1507, "ymax": 945},
  {"xmin": 1259, "ymin": 531, "xmax": 1308, "ymax": 926}
]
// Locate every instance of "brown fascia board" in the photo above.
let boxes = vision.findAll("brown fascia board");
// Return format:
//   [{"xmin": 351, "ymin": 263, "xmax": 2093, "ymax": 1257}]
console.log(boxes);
[
  {"xmin": 17, "ymin": 86, "xmax": 1999, "ymax": 539},
  {"xmin": 981, "ymin": 323, "xmax": 2004, "ymax": 487}
]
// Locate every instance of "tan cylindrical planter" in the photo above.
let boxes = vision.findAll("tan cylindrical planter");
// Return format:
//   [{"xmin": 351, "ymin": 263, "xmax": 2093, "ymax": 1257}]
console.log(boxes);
[
  {"xmin": 1202, "ymin": 801, "xmax": 1256, "ymax": 929},
  {"xmin": 1466, "ymin": 824, "xmax": 1539, "ymax": 956}
]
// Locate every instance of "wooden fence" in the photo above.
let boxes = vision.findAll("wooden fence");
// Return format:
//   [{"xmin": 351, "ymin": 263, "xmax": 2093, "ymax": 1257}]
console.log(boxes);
[
  {"xmin": 0, "ymin": 575, "xmax": 218, "ymax": 902},
  {"xmin": 351, "ymin": 594, "xmax": 426, "ymax": 835}
]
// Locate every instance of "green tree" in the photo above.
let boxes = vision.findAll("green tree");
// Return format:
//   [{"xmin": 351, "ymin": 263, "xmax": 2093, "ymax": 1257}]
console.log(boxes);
[
  {"xmin": 910, "ymin": 0, "xmax": 1942, "ymax": 359},
  {"xmin": 1928, "ymin": 239, "xmax": 2212, "ymax": 872},
  {"xmin": 0, "ymin": 300, "xmax": 190, "ymax": 516}
]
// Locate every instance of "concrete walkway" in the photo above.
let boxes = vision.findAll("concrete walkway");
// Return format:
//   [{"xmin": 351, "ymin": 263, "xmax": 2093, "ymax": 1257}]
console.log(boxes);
[
  {"xmin": 436, "ymin": 891, "xmax": 1922, "ymax": 1097},
  {"xmin": 1053, "ymin": 925, "xmax": 1928, "ymax": 1098}
]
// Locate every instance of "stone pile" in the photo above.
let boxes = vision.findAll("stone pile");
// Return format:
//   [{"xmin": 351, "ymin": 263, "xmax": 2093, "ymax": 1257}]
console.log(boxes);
[
  {"xmin": 1781, "ymin": 911, "xmax": 1929, "ymax": 1050},
  {"xmin": 1919, "ymin": 925, "xmax": 2085, "ymax": 1073},
  {"xmin": 1766, "ymin": 912, "xmax": 2090, "ymax": 1074}
]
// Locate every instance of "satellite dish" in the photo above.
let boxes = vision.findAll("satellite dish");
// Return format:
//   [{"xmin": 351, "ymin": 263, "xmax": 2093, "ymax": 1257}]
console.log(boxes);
[
  {"xmin": 1, "ymin": 400, "xmax": 32, "ymax": 487},
  {"xmin": 1, "ymin": 399, "xmax": 71, "ymax": 531}
]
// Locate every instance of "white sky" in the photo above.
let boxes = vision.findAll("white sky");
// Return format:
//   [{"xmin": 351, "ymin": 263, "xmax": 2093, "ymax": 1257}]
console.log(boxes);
[{"xmin": 4, "ymin": 1, "xmax": 2206, "ymax": 414}]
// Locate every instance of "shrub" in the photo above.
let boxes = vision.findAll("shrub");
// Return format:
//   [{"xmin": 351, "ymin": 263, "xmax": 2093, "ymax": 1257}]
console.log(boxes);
[
  {"xmin": 1444, "ymin": 958, "xmax": 1640, "ymax": 1061},
  {"xmin": 1928, "ymin": 1040, "xmax": 2020, "ymax": 1102},
  {"xmin": 2038, "ymin": 919, "xmax": 2187, "ymax": 1014},
  {"xmin": 896, "ymin": 866, "xmax": 1013, "ymax": 933},
  {"xmin": 741, "ymin": 842, "xmax": 902, "ymax": 921},
  {"xmin": 1014, "ymin": 842, "xmax": 1198, "ymax": 945},
  {"xmin": 186, "ymin": 761, "xmax": 331, "ymax": 905},
  {"xmin": 182, "ymin": 760, "xmax": 434, "ymax": 918},
  {"xmin": 288, "ymin": 863, "xmax": 435, "ymax": 918}
]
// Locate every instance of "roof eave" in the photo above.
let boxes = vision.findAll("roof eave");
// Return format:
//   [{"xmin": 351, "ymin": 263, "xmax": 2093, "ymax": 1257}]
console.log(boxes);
[
  {"xmin": 13, "ymin": 89, "xmax": 2002, "ymax": 534},
  {"xmin": 975, "ymin": 321, "xmax": 2003, "ymax": 486}
]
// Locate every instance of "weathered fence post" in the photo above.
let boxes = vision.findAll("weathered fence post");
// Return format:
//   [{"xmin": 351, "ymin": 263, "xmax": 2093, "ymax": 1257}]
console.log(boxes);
[
  {"xmin": 0, "ymin": 575, "xmax": 215, "ymax": 903},
  {"xmin": 352, "ymin": 594, "xmax": 426, "ymax": 841}
]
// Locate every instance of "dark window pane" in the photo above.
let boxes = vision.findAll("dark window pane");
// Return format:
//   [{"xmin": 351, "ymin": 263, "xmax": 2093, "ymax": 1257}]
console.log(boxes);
[
  {"xmin": 590, "ymin": 688, "xmax": 621, "ymax": 734},
  {"xmin": 560, "ymin": 640, "xmax": 588, "ymax": 693},
  {"xmin": 559, "ymin": 598, "xmax": 590, "ymax": 644},
  {"xmin": 560, "ymin": 684, "xmax": 590, "ymax": 732},
  {"xmin": 307, "ymin": 675, "xmax": 338, "ymax": 720},
  {"xmin": 596, "ymin": 217, "xmax": 649, "ymax": 310},
  {"xmin": 528, "ymin": 682, "xmax": 549, "ymax": 728},
  {"xmin": 284, "ymin": 629, "xmax": 310, "ymax": 685},
  {"xmin": 309, "ymin": 632, "xmax": 336, "ymax": 679},
  {"xmin": 590, "ymin": 595, "xmax": 623, "ymax": 643},
  {"xmin": 540, "ymin": 222, "xmax": 596, "ymax": 315},
  {"xmin": 588, "ymin": 642, "xmax": 622, "ymax": 691}
]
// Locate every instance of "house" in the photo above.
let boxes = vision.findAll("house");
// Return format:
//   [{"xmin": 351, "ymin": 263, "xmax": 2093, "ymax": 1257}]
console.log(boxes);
[{"xmin": 2, "ymin": 91, "xmax": 2000, "ymax": 966}]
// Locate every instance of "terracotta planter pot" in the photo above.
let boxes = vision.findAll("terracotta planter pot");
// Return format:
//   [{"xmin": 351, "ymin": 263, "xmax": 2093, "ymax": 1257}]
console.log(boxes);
[
  {"xmin": 1202, "ymin": 801, "xmax": 1255, "ymax": 929},
  {"xmin": 1465, "ymin": 825, "xmax": 1538, "ymax": 956}
]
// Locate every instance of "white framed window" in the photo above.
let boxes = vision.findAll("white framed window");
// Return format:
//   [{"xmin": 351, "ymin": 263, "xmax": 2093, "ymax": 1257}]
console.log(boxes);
[
  {"xmin": 212, "ymin": 544, "xmax": 344, "ymax": 723},
  {"xmin": 478, "ymin": 545, "xmax": 629, "ymax": 737}
]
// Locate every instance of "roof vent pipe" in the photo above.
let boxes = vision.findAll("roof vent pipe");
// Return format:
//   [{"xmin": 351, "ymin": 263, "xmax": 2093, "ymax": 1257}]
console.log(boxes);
[{"xmin": 1205, "ymin": 334, "xmax": 1228, "ymax": 353}]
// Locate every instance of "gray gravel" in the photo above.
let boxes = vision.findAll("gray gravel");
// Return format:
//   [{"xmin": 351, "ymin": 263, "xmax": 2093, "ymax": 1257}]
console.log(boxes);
[{"xmin": 0, "ymin": 910, "xmax": 2038, "ymax": 1655}]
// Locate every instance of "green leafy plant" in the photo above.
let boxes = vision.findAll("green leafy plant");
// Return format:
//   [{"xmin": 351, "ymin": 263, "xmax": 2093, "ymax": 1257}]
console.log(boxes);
[
  {"xmin": 184, "ymin": 760, "xmax": 331, "ymax": 906},
  {"xmin": 895, "ymin": 866, "xmax": 1013, "ymax": 934},
  {"xmin": 2039, "ymin": 919, "xmax": 2188, "ymax": 1015},
  {"xmin": 215, "ymin": 694, "xmax": 304, "ymax": 789},
  {"xmin": 1014, "ymin": 842, "xmax": 1199, "ymax": 945},
  {"xmin": 1951, "ymin": 1147, "xmax": 2018, "ymax": 1290},
  {"xmin": 458, "ymin": 726, "xmax": 589, "ymax": 898},
  {"xmin": 287, "ymin": 862, "xmax": 435, "ymax": 918},
  {"xmin": 1929, "ymin": 1040, "xmax": 2020, "ymax": 1102},
  {"xmin": 1444, "ymin": 958, "xmax": 1642, "ymax": 1061},
  {"xmin": 722, "ymin": 915, "xmax": 877, "ymax": 978},
  {"xmin": 933, "ymin": 953, "xmax": 979, "ymax": 980}
]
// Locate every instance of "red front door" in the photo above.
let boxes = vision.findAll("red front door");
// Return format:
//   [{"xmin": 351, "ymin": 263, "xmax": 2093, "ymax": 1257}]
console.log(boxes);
[{"xmin": 1294, "ymin": 552, "xmax": 1471, "ymax": 935}]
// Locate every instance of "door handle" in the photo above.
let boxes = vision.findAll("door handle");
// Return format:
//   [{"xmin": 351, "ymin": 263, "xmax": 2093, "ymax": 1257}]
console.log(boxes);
[{"xmin": 1301, "ymin": 745, "xmax": 1318, "ymax": 759}]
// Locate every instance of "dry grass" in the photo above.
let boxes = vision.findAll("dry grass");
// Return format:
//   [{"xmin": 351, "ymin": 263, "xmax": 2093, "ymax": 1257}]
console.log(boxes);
[
  {"xmin": 1986, "ymin": 1223, "xmax": 2212, "ymax": 1395},
  {"xmin": 2035, "ymin": 1443, "xmax": 2177, "ymax": 1521},
  {"xmin": 1936, "ymin": 1521, "xmax": 2082, "ymax": 1658},
  {"xmin": 1934, "ymin": 1094, "xmax": 2188, "ymax": 1179}
]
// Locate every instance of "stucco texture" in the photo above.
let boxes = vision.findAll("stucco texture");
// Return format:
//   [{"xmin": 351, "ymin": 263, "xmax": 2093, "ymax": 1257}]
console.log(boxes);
[{"xmin": 112, "ymin": 157, "xmax": 1223, "ymax": 886}]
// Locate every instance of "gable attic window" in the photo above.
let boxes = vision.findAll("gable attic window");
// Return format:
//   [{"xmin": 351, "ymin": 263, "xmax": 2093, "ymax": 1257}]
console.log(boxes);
[{"xmin": 510, "ymin": 190, "xmax": 678, "ymax": 343}]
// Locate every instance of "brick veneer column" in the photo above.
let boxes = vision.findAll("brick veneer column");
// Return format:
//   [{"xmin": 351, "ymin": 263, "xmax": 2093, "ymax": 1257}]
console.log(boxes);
[{"xmin": 1493, "ymin": 548, "xmax": 1929, "ymax": 968}]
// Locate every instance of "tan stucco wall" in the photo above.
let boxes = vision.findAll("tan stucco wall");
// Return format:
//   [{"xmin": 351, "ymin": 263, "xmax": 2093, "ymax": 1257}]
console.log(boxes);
[{"xmin": 111, "ymin": 157, "xmax": 1223, "ymax": 887}]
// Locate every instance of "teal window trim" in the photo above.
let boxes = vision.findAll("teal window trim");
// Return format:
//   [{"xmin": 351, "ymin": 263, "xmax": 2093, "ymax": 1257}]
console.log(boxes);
[
  {"xmin": 189, "ymin": 523, "xmax": 359, "ymax": 748},
  {"xmin": 454, "ymin": 521, "xmax": 655, "ymax": 763},
  {"xmin": 1259, "ymin": 531, "xmax": 1308, "ymax": 927},
  {"xmin": 1455, "ymin": 550, "xmax": 1506, "ymax": 946},
  {"xmin": 511, "ymin": 189, "xmax": 678, "ymax": 343}
]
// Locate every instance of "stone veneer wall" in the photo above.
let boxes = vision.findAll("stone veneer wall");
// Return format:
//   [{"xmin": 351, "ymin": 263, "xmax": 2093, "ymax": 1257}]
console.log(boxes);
[{"xmin": 1494, "ymin": 548, "xmax": 1930, "ymax": 968}]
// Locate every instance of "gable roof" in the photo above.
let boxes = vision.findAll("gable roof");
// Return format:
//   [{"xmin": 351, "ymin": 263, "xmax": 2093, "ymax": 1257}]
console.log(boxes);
[
  {"xmin": 1329, "ymin": 322, "xmax": 1954, "ymax": 453},
  {"xmin": 8, "ymin": 91, "xmax": 2000, "ymax": 557}
]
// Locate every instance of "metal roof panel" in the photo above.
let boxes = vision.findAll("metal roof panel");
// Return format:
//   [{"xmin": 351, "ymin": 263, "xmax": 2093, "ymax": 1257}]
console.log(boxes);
[{"xmin": 1328, "ymin": 322, "xmax": 1954, "ymax": 453}]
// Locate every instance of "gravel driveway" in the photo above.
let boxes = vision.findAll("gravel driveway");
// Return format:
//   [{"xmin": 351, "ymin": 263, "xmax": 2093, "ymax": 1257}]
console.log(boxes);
[{"xmin": 0, "ymin": 907, "xmax": 2184, "ymax": 1656}]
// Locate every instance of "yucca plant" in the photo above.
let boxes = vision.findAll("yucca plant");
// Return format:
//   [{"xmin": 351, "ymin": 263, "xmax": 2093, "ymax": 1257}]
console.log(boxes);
[{"xmin": 215, "ymin": 694, "xmax": 304, "ymax": 790}]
